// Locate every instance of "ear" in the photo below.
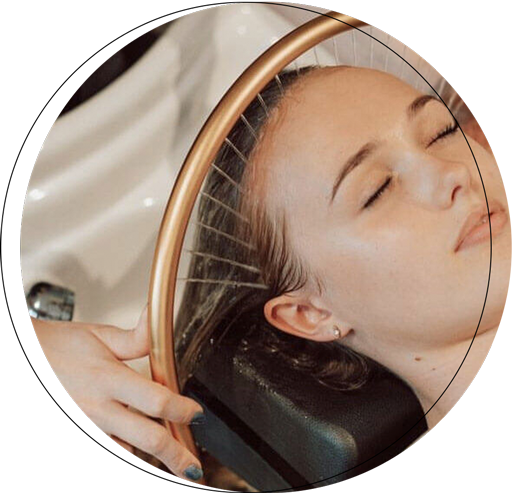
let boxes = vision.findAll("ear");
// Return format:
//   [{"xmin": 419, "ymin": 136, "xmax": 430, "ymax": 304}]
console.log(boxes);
[
  {"xmin": 264, "ymin": 293, "xmax": 351, "ymax": 342},
  {"xmin": 492, "ymin": 142, "xmax": 512, "ymax": 179}
]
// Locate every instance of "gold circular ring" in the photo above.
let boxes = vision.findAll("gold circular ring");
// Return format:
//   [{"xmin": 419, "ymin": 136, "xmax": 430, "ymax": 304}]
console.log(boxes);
[{"xmin": 148, "ymin": 10, "xmax": 366, "ymax": 459}]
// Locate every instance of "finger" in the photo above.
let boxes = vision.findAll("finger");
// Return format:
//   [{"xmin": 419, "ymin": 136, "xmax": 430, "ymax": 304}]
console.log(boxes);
[
  {"xmin": 103, "ymin": 403, "xmax": 203, "ymax": 482},
  {"xmin": 89, "ymin": 305, "xmax": 149, "ymax": 360},
  {"xmin": 108, "ymin": 363, "xmax": 204, "ymax": 425},
  {"xmin": 111, "ymin": 435, "xmax": 135, "ymax": 454},
  {"xmin": 131, "ymin": 304, "xmax": 149, "ymax": 354}
]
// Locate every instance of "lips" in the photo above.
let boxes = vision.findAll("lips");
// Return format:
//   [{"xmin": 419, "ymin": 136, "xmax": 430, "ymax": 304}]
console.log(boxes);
[{"xmin": 454, "ymin": 199, "xmax": 508, "ymax": 252}]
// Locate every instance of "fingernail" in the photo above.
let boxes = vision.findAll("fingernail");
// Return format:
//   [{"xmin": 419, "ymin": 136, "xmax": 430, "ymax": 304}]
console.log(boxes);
[
  {"xmin": 189, "ymin": 412, "xmax": 206, "ymax": 425},
  {"xmin": 184, "ymin": 464, "xmax": 203, "ymax": 481}
]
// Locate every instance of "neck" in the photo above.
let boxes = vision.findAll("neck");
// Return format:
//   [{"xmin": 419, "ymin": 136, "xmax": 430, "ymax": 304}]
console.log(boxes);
[{"xmin": 376, "ymin": 327, "xmax": 498, "ymax": 428}]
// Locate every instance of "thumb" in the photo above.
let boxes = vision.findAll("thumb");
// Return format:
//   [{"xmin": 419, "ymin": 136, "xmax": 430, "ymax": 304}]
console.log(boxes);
[
  {"xmin": 128, "ymin": 304, "xmax": 150, "ymax": 358},
  {"xmin": 89, "ymin": 305, "xmax": 149, "ymax": 360}
]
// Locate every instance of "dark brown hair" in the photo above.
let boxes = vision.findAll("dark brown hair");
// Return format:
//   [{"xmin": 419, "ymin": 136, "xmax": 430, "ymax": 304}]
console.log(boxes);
[{"xmin": 176, "ymin": 65, "xmax": 373, "ymax": 390}]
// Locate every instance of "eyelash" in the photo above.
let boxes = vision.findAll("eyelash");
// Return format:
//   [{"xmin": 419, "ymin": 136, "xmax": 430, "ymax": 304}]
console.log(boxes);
[
  {"xmin": 364, "ymin": 175, "xmax": 392, "ymax": 209},
  {"xmin": 427, "ymin": 121, "xmax": 458, "ymax": 147},
  {"xmin": 363, "ymin": 121, "xmax": 459, "ymax": 210}
]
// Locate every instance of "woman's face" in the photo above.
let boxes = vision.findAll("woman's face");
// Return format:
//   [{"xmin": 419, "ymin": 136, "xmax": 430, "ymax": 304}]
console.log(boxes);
[{"xmin": 255, "ymin": 67, "xmax": 510, "ymax": 355}]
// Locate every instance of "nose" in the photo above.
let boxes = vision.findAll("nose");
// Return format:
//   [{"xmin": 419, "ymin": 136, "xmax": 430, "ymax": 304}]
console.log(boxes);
[
  {"xmin": 406, "ymin": 154, "xmax": 473, "ymax": 210},
  {"xmin": 437, "ymin": 158, "xmax": 472, "ymax": 208}
]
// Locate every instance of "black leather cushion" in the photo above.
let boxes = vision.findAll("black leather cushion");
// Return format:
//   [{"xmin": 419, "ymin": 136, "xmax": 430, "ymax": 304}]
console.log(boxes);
[{"xmin": 184, "ymin": 309, "xmax": 428, "ymax": 490}]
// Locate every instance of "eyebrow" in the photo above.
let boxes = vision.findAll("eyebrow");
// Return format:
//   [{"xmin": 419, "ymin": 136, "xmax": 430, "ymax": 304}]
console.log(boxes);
[
  {"xmin": 407, "ymin": 94, "xmax": 439, "ymax": 119},
  {"xmin": 330, "ymin": 94, "xmax": 441, "ymax": 204}
]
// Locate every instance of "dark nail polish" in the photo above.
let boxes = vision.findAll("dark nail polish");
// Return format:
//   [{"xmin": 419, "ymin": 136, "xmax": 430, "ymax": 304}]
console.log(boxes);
[
  {"xmin": 190, "ymin": 412, "xmax": 206, "ymax": 425},
  {"xmin": 184, "ymin": 464, "xmax": 203, "ymax": 481}
]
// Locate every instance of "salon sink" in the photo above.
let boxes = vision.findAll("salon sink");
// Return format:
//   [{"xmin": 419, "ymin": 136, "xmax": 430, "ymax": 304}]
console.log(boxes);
[{"xmin": 20, "ymin": 4, "xmax": 313, "ymax": 358}]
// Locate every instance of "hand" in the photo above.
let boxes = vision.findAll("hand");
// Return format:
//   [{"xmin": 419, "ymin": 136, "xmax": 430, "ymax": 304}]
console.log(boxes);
[{"xmin": 32, "ymin": 307, "xmax": 205, "ymax": 482}]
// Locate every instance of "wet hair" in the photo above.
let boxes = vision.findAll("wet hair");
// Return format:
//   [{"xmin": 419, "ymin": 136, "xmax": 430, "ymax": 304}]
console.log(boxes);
[{"xmin": 176, "ymin": 65, "xmax": 373, "ymax": 390}]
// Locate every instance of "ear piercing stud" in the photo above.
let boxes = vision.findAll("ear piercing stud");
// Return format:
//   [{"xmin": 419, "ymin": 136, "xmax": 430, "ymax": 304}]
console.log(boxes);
[{"xmin": 332, "ymin": 325, "xmax": 341, "ymax": 339}]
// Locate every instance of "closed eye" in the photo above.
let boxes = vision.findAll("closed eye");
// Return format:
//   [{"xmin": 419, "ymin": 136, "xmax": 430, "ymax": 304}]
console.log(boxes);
[
  {"xmin": 363, "ymin": 175, "xmax": 392, "ymax": 209},
  {"xmin": 427, "ymin": 121, "xmax": 458, "ymax": 147}
]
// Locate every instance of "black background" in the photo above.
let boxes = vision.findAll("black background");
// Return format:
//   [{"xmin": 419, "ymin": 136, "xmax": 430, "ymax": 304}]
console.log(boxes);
[{"xmin": 18, "ymin": 2, "xmax": 492, "ymax": 492}]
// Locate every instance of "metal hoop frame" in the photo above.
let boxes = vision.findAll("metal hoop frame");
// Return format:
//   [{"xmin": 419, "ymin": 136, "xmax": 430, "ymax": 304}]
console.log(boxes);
[{"xmin": 148, "ymin": 10, "xmax": 366, "ymax": 460}]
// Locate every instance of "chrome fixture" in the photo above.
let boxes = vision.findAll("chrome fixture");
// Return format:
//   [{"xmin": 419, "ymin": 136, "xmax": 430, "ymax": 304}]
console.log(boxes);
[{"xmin": 26, "ymin": 282, "xmax": 75, "ymax": 321}]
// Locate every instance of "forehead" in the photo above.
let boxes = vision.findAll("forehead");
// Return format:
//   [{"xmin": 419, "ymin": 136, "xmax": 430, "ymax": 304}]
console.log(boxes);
[
  {"xmin": 255, "ymin": 67, "xmax": 421, "ymax": 206},
  {"xmin": 269, "ymin": 67, "xmax": 420, "ymax": 157}
]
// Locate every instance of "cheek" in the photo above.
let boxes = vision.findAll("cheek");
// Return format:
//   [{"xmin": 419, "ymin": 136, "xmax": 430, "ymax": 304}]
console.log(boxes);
[
  {"xmin": 314, "ymin": 218, "xmax": 436, "ymax": 307},
  {"xmin": 309, "ymin": 213, "xmax": 489, "ymax": 335},
  {"xmin": 472, "ymin": 146, "xmax": 508, "ymax": 204},
  {"xmin": 324, "ymin": 238, "xmax": 489, "ymax": 346}
]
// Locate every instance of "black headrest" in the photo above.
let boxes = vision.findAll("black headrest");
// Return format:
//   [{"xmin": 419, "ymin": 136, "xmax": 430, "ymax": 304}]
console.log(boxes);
[{"xmin": 184, "ymin": 307, "xmax": 427, "ymax": 490}]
